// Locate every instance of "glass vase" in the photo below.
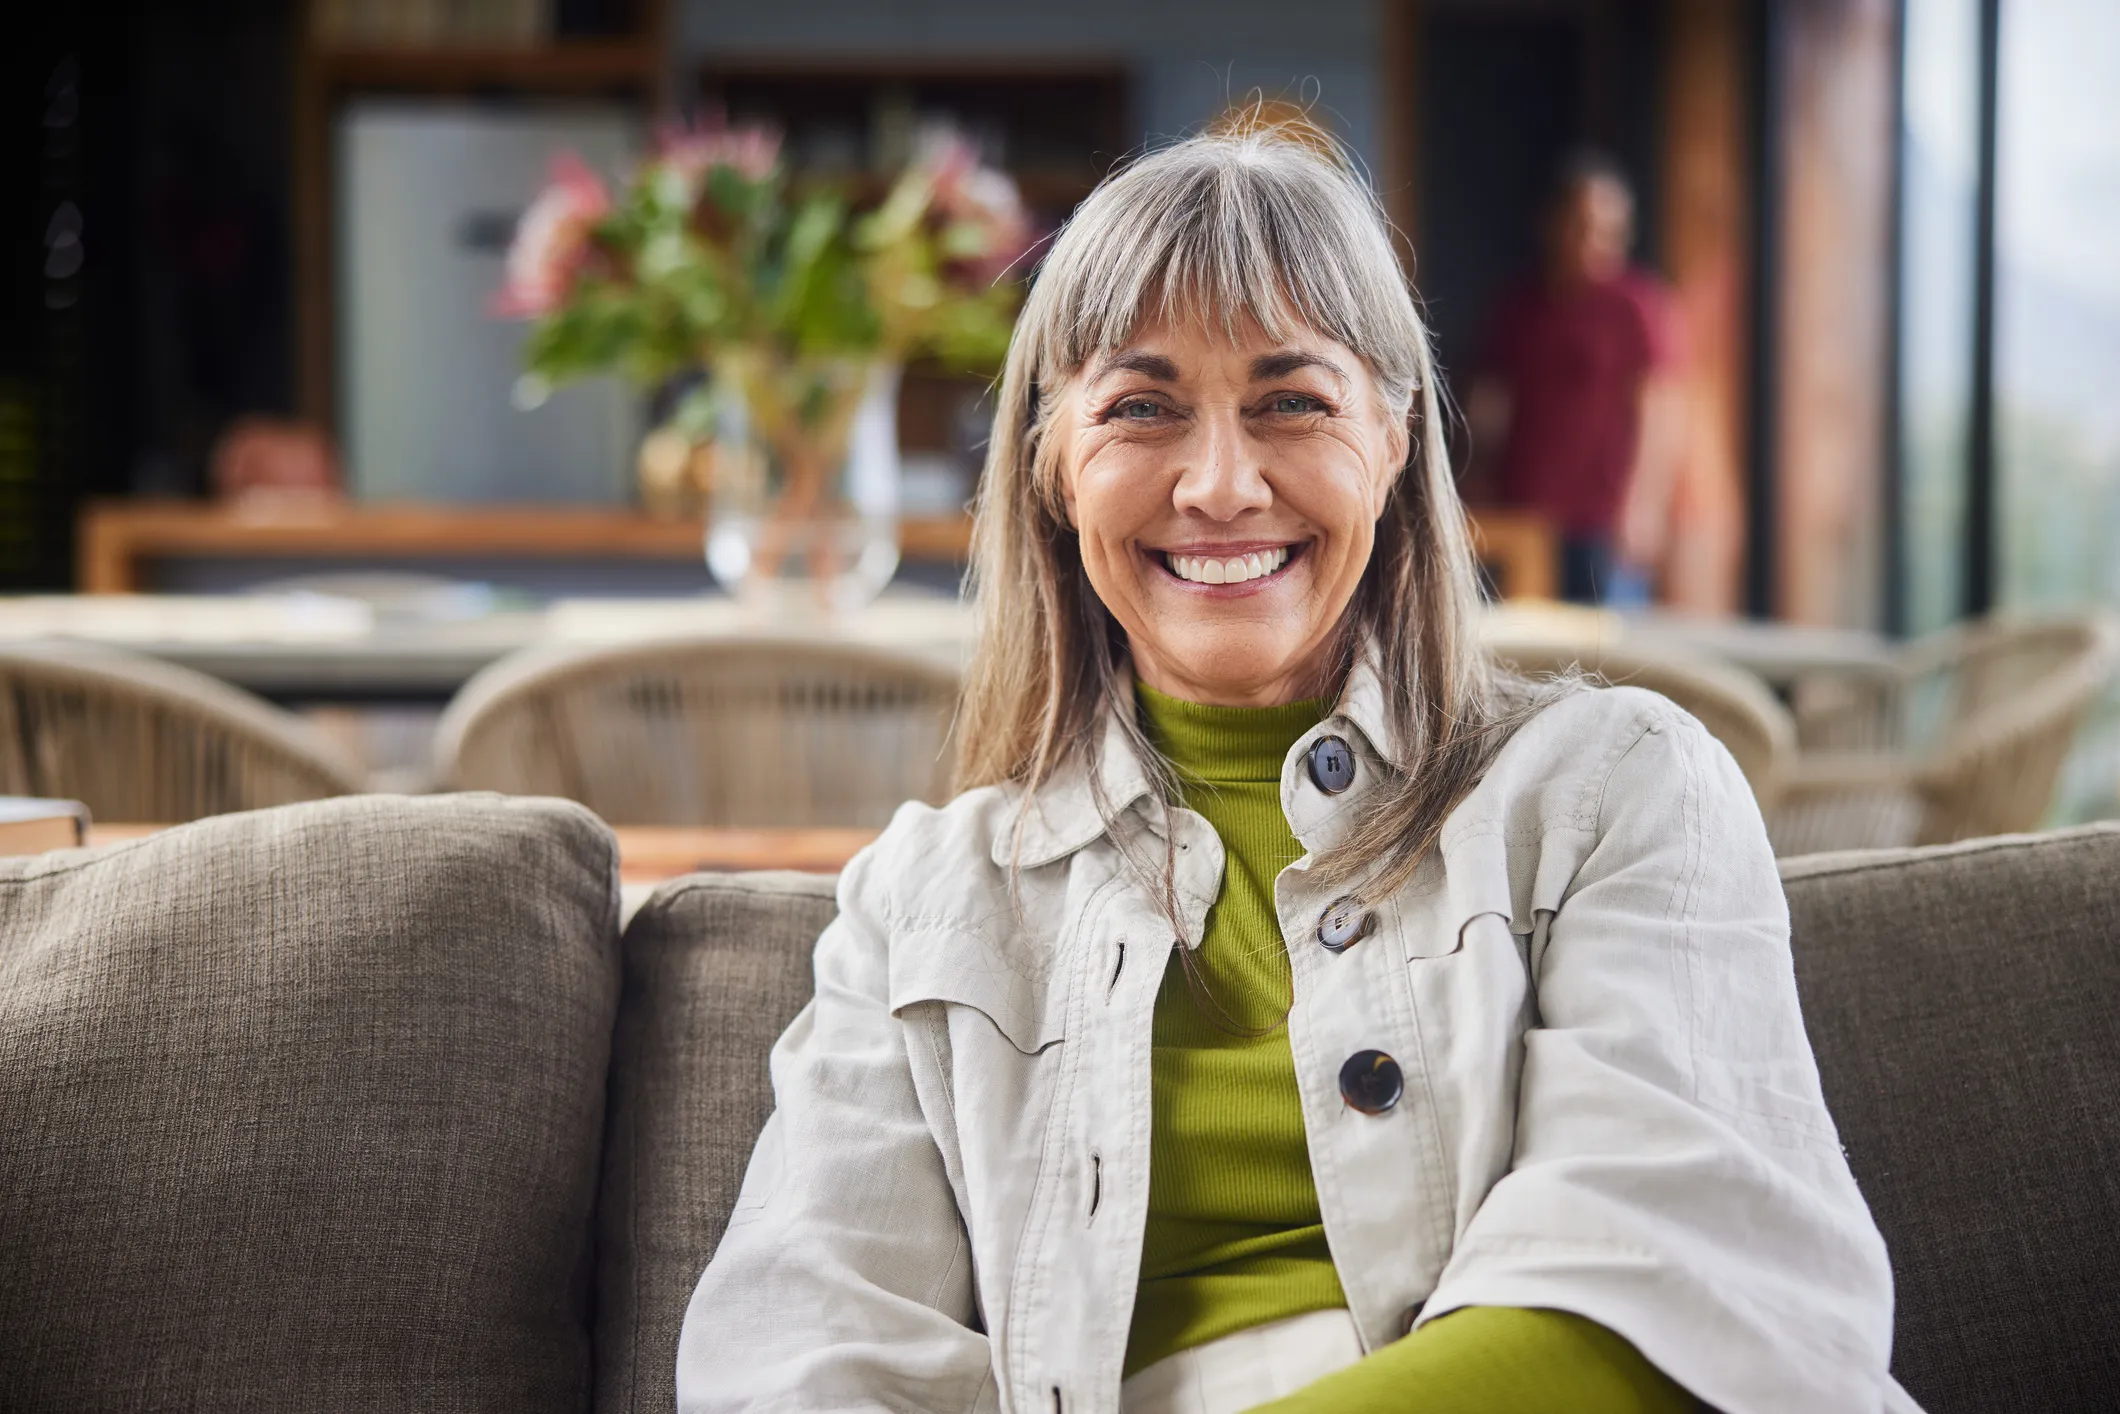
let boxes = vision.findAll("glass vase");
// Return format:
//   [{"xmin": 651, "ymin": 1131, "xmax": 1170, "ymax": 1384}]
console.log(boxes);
[{"xmin": 703, "ymin": 353, "xmax": 902, "ymax": 615}]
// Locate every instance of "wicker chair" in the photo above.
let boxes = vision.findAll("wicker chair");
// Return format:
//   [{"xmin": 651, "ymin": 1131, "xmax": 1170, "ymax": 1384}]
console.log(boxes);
[
  {"xmin": 1488, "ymin": 637, "xmax": 1797, "ymax": 809},
  {"xmin": 433, "ymin": 637, "xmax": 963, "ymax": 828},
  {"xmin": 0, "ymin": 639, "xmax": 365, "ymax": 823},
  {"xmin": 1767, "ymin": 613, "xmax": 2120, "ymax": 855}
]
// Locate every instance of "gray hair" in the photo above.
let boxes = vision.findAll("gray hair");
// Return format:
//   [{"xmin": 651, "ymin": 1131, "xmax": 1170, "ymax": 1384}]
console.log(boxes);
[{"xmin": 955, "ymin": 120, "xmax": 1538, "ymax": 914}]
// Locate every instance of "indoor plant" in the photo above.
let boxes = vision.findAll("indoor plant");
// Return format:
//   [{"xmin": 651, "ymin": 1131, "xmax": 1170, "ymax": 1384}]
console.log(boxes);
[{"xmin": 496, "ymin": 121, "xmax": 1032, "ymax": 610}]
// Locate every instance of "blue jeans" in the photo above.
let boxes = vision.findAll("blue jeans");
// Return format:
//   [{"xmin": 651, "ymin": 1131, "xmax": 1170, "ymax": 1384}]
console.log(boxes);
[{"xmin": 1560, "ymin": 535, "xmax": 1650, "ymax": 608}]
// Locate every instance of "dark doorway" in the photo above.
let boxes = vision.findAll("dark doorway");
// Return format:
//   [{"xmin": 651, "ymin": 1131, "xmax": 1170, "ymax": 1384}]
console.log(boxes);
[{"xmin": 1412, "ymin": 0, "xmax": 1665, "ymax": 394}]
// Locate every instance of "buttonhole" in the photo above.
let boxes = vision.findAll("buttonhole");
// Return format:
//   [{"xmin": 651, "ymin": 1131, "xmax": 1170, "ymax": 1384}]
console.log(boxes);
[
  {"xmin": 1088, "ymin": 1151, "xmax": 1102, "ymax": 1221},
  {"xmin": 1107, "ymin": 941, "xmax": 1125, "ymax": 997}
]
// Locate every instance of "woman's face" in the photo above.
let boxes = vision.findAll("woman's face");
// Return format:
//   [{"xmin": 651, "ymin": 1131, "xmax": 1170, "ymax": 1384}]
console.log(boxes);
[{"xmin": 1056, "ymin": 315, "xmax": 1407, "ymax": 707}]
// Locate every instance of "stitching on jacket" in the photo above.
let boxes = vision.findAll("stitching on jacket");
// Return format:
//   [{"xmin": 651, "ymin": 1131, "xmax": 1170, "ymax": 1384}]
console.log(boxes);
[
  {"xmin": 1695, "ymin": 1092, "xmax": 1841, "ymax": 1147},
  {"xmin": 924, "ymin": 1223, "xmax": 973, "ymax": 1314},
  {"xmin": 1001, "ymin": 869, "xmax": 1123, "ymax": 1407},
  {"xmin": 1592, "ymin": 711, "xmax": 1701, "ymax": 1108},
  {"xmin": 1442, "ymin": 700, "xmax": 1654, "ymax": 851},
  {"xmin": 1451, "ymin": 1232, "xmax": 1665, "ymax": 1261},
  {"xmin": 1675, "ymin": 721, "xmax": 1708, "ymax": 1108},
  {"xmin": 923, "ymin": 1002, "xmax": 960, "ymax": 1115},
  {"xmin": 887, "ymin": 911, "xmax": 1057, "ymax": 985},
  {"xmin": 1392, "ymin": 894, "xmax": 1461, "ymax": 1263},
  {"xmin": 1446, "ymin": 1230, "xmax": 1879, "ymax": 1371},
  {"xmin": 1104, "ymin": 893, "xmax": 1162, "ymax": 1399}
]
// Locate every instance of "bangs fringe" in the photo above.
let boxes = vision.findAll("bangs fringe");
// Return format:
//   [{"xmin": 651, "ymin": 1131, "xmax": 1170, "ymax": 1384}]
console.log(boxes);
[{"xmin": 1029, "ymin": 133, "xmax": 1423, "ymax": 410}]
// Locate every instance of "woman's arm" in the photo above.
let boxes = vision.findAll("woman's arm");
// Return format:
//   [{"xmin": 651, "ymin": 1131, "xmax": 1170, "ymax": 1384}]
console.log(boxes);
[
  {"xmin": 1254, "ymin": 1307, "xmax": 1694, "ymax": 1413},
  {"xmin": 674, "ymin": 843, "xmax": 994, "ymax": 1413},
  {"xmin": 1414, "ymin": 701, "xmax": 1896, "ymax": 1413}
]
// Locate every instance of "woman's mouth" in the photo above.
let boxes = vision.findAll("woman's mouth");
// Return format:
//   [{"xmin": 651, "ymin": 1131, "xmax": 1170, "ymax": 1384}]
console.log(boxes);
[{"xmin": 1157, "ymin": 544, "xmax": 1297, "ymax": 586}]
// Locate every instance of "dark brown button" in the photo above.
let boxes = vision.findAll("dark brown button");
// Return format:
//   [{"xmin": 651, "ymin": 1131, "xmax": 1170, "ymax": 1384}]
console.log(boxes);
[
  {"xmin": 1306, "ymin": 735, "xmax": 1357, "ymax": 794},
  {"xmin": 1339, "ymin": 1049, "xmax": 1403, "ymax": 1115},
  {"xmin": 1317, "ymin": 897, "xmax": 1375, "ymax": 953}
]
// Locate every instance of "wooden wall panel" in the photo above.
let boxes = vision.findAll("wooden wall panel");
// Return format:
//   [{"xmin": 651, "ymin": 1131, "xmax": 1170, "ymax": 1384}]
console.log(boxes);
[
  {"xmin": 1775, "ymin": 0, "xmax": 1897, "ymax": 626},
  {"xmin": 1659, "ymin": 0, "xmax": 1749, "ymax": 615}
]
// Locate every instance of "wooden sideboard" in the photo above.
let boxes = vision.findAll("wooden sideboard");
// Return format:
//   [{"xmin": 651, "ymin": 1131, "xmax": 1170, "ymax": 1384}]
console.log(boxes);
[
  {"xmin": 76, "ymin": 501, "xmax": 975, "ymax": 595},
  {"xmin": 77, "ymin": 500, "xmax": 1557, "ymax": 602}
]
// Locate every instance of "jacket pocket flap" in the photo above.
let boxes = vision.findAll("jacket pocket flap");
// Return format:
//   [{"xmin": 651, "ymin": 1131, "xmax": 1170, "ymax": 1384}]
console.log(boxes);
[
  {"xmin": 1436, "ymin": 830, "xmax": 1570, "ymax": 938},
  {"xmin": 888, "ymin": 923, "xmax": 1064, "ymax": 1054}
]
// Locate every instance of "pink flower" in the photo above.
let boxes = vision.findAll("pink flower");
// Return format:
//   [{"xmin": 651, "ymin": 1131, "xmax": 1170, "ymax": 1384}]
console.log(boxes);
[
  {"xmin": 491, "ymin": 152, "xmax": 611, "ymax": 317},
  {"xmin": 919, "ymin": 134, "xmax": 1035, "ymax": 284},
  {"xmin": 655, "ymin": 119, "xmax": 780, "ymax": 187}
]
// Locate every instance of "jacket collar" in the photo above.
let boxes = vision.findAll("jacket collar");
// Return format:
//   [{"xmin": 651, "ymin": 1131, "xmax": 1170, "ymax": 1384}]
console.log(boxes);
[{"xmin": 989, "ymin": 645, "xmax": 1399, "ymax": 870}]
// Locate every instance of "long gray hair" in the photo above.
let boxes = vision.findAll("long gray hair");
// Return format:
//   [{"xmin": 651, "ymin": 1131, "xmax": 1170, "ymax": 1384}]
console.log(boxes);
[{"xmin": 954, "ymin": 118, "xmax": 1534, "ymax": 905}]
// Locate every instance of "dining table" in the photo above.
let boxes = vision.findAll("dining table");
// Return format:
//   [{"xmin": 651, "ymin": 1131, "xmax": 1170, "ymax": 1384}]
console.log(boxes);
[{"xmin": 0, "ymin": 591, "xmax": 1894, "ymax": 702}]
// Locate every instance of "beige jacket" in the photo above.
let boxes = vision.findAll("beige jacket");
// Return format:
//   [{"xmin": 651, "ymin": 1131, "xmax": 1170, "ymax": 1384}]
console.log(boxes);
[{"xmin": 678, "ymin": 661, "xmax": 1917, "ymax": 1414}]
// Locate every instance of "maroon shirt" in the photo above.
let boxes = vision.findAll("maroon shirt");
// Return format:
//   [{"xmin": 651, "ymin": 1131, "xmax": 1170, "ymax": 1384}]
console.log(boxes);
[{"xmin": 1482, "ymin": 269, "xmax": 1680, "ymax": 537}]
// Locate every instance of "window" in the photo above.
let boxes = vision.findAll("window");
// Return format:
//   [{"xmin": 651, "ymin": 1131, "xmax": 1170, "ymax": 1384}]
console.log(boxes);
[{"xmin": 1895, "ymin": 0, "xmax": 2120, "ymax": 823}]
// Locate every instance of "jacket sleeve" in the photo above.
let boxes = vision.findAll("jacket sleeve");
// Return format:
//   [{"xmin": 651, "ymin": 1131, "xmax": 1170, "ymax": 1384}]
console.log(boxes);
[
  {"xmin": 1415, "ymin": 705, "xmax": 1901, "ymax": 1414},
  {"xmin": 675, "ymin": 841, "xmax": 995, "ymax": 1414}
]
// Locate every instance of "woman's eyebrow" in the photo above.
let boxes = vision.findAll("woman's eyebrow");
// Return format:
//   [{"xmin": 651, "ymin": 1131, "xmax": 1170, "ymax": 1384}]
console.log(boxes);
[
  {"xmin": 1250, "ymin": 350, "xmax": 1348, "ymax": 382},
  {"xmin": 1091, "ymin": 350, "xmax": 1182, "ymax": 382}
]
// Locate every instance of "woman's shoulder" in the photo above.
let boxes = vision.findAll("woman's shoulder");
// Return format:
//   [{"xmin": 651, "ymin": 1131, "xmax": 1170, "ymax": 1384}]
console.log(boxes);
[
  {"xmin": 1450, "ymin": 680, "xmax": 1731, "ymax": 841},
  {"xmin": 841, "ymin": 781, "xmax": 1025, "ymax": 926}
]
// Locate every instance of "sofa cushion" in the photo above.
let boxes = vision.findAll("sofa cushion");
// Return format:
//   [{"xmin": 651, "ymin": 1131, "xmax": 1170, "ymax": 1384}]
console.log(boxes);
[
  {"xmin": 1783, "ymin": 824, "xmax": 2120, "ymax": 1412},
  {"xmin": 596, "ymin": 871, "xmax": 834, "ymax": 1414},
  {"xmin": 0, "ymin": 793, "xmax": 621, "ymax": 1413}
]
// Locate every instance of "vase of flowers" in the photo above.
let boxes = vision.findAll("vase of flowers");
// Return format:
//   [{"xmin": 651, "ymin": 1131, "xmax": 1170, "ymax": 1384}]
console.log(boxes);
[{"xmin": 496, "ymin": 122, "xmax": 1031, "ymax": 613}]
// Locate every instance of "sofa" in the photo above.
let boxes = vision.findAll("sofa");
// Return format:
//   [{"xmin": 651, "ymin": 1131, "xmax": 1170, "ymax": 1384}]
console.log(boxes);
[{"xmin": 1, "ymin": 793, "xmax": 2115, "ymax": 1412}]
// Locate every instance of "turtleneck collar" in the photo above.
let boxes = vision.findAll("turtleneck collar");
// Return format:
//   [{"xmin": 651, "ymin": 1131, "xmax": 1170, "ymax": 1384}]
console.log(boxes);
[{"xmin": 1134, "ymin": 680, "xmax": 1329, "ymax": 786}]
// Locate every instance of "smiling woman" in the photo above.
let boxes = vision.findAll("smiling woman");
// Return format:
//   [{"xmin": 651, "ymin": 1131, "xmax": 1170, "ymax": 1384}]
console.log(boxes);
[
  {"xmin": 677, "ymin": 121, "xmax": 1916, "ymax": 1414},
  {"xmin": 1059, "ymin": 325, "xmax": 1403, "ymax": 708}
]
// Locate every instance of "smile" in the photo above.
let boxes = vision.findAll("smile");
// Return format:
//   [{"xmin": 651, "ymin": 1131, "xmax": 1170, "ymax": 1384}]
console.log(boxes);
[{"xmin": 1159, "ymin": 545, "xmax": 1295, "ymax": 586}]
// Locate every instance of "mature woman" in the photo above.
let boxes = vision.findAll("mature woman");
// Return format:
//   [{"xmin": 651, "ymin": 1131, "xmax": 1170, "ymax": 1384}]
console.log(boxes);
[{"xmin": 678, "ymin": 126, "xmax": 1914, "ymax": 1414}]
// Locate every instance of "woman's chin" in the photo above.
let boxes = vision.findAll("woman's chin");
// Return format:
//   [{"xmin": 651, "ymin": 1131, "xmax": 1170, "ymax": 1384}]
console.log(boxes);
[{"xmin": 1141, "ymin": 637, "xmax": 1323, "ymax": 706}]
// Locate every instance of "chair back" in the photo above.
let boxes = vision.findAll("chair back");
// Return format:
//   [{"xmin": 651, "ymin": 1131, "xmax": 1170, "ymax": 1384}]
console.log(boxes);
[
  {"xmin": 1915, "ymin": 614, "xmax": 2120, "ymax": 843},
  {"xmin": 0, "ymin": 639, "xmax": 364, "ymax": 822},
  {"xmin": 435, "ymin": 636, "xmax": 962, "ymax": 827},
  {"xmin": 1489, "ymin": 638, "xmax": 1796, "ymax": 808}
]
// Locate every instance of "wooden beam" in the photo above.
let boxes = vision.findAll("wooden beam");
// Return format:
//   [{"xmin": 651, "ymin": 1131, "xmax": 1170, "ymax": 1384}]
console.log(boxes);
[
  {"xmin": 1380, "ymin": 0, "xmax": 1422, "ymax": 270},
  {"xmin": 75, "ymin": 502, "xmax": 979, "ymax": 594},
  {"xmin": 1657, "ymin": 0, "xmax": 1750, "ymax": 616},
  {"xmin": 1774, "ymin": 0, "xmax": 1898, "ymax": 626}
]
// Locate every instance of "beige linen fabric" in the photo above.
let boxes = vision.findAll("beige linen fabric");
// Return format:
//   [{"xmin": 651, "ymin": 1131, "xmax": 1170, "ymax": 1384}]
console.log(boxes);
[
  {"xmin": 0, "ymin": 793, "xmax": 621, "ymax": 1413},
  {"xmin": 1782, "ymin": 824, "xmax": 2120, "ymax": 1412},
  {"xmin": 597, "ymin": 871, "xmax": 837, "ymax": 1414}
]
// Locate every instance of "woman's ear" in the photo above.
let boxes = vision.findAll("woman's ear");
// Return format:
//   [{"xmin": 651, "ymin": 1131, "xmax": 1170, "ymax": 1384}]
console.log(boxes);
[
  {"xmin": 1372, "ymin": 415, "xmax": 1412, "ymax": 519},
  {"xmin": 1057, "ymin": 458, "xmax": 1079, "ymax": 528}
]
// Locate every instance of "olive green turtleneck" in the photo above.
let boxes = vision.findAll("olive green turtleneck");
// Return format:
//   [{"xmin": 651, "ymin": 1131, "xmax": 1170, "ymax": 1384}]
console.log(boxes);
[
  {"xmin": 1128, "ymin": 683, "xmax": 1345, "ymax": 1374},
  {"xmin": 1129, "ymin": 682, "xmax": 1694, "ymax": 1413}
]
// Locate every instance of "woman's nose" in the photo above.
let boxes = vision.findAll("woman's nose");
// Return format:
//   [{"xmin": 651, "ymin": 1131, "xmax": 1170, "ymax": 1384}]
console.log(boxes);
[{"xmin": 1171, "ymin": 412, "xmax": 1271, "ymax": 521}]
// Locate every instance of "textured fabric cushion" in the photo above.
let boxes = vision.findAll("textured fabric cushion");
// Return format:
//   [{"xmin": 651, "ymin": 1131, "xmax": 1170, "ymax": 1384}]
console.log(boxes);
[
  {"xmin": 595, "ymin": 871, "xmax": 835, "ymax": 1414},
  {"xmin": 1783, "ymin": 824, "xmax": 2120, "ymax": 1413},
  {"xmin": 0, "ymin": 793, "xmax": 621, "ymax": 1413}
]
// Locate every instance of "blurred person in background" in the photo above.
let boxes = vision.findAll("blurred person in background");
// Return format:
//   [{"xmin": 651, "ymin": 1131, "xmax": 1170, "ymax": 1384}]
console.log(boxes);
[{"xmin": 1467, "ymin": 153, "xmax": 1687, "ymax": 606}]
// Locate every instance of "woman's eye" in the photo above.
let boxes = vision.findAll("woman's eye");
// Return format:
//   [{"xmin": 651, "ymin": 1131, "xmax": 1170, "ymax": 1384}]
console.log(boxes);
[
  {"xmin": 1270, "ymin": 394, "xmax": 1326, "ymax": 415},
  {"xmin": 1115, "ymin": 399, "xmax": 1163, "ymax": 420}
]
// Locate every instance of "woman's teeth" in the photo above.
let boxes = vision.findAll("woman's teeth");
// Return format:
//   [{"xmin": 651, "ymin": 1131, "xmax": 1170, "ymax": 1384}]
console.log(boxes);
[{"xmin": 1164, "ymin": 546, "xmax": 1290, "ymax": 585}]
